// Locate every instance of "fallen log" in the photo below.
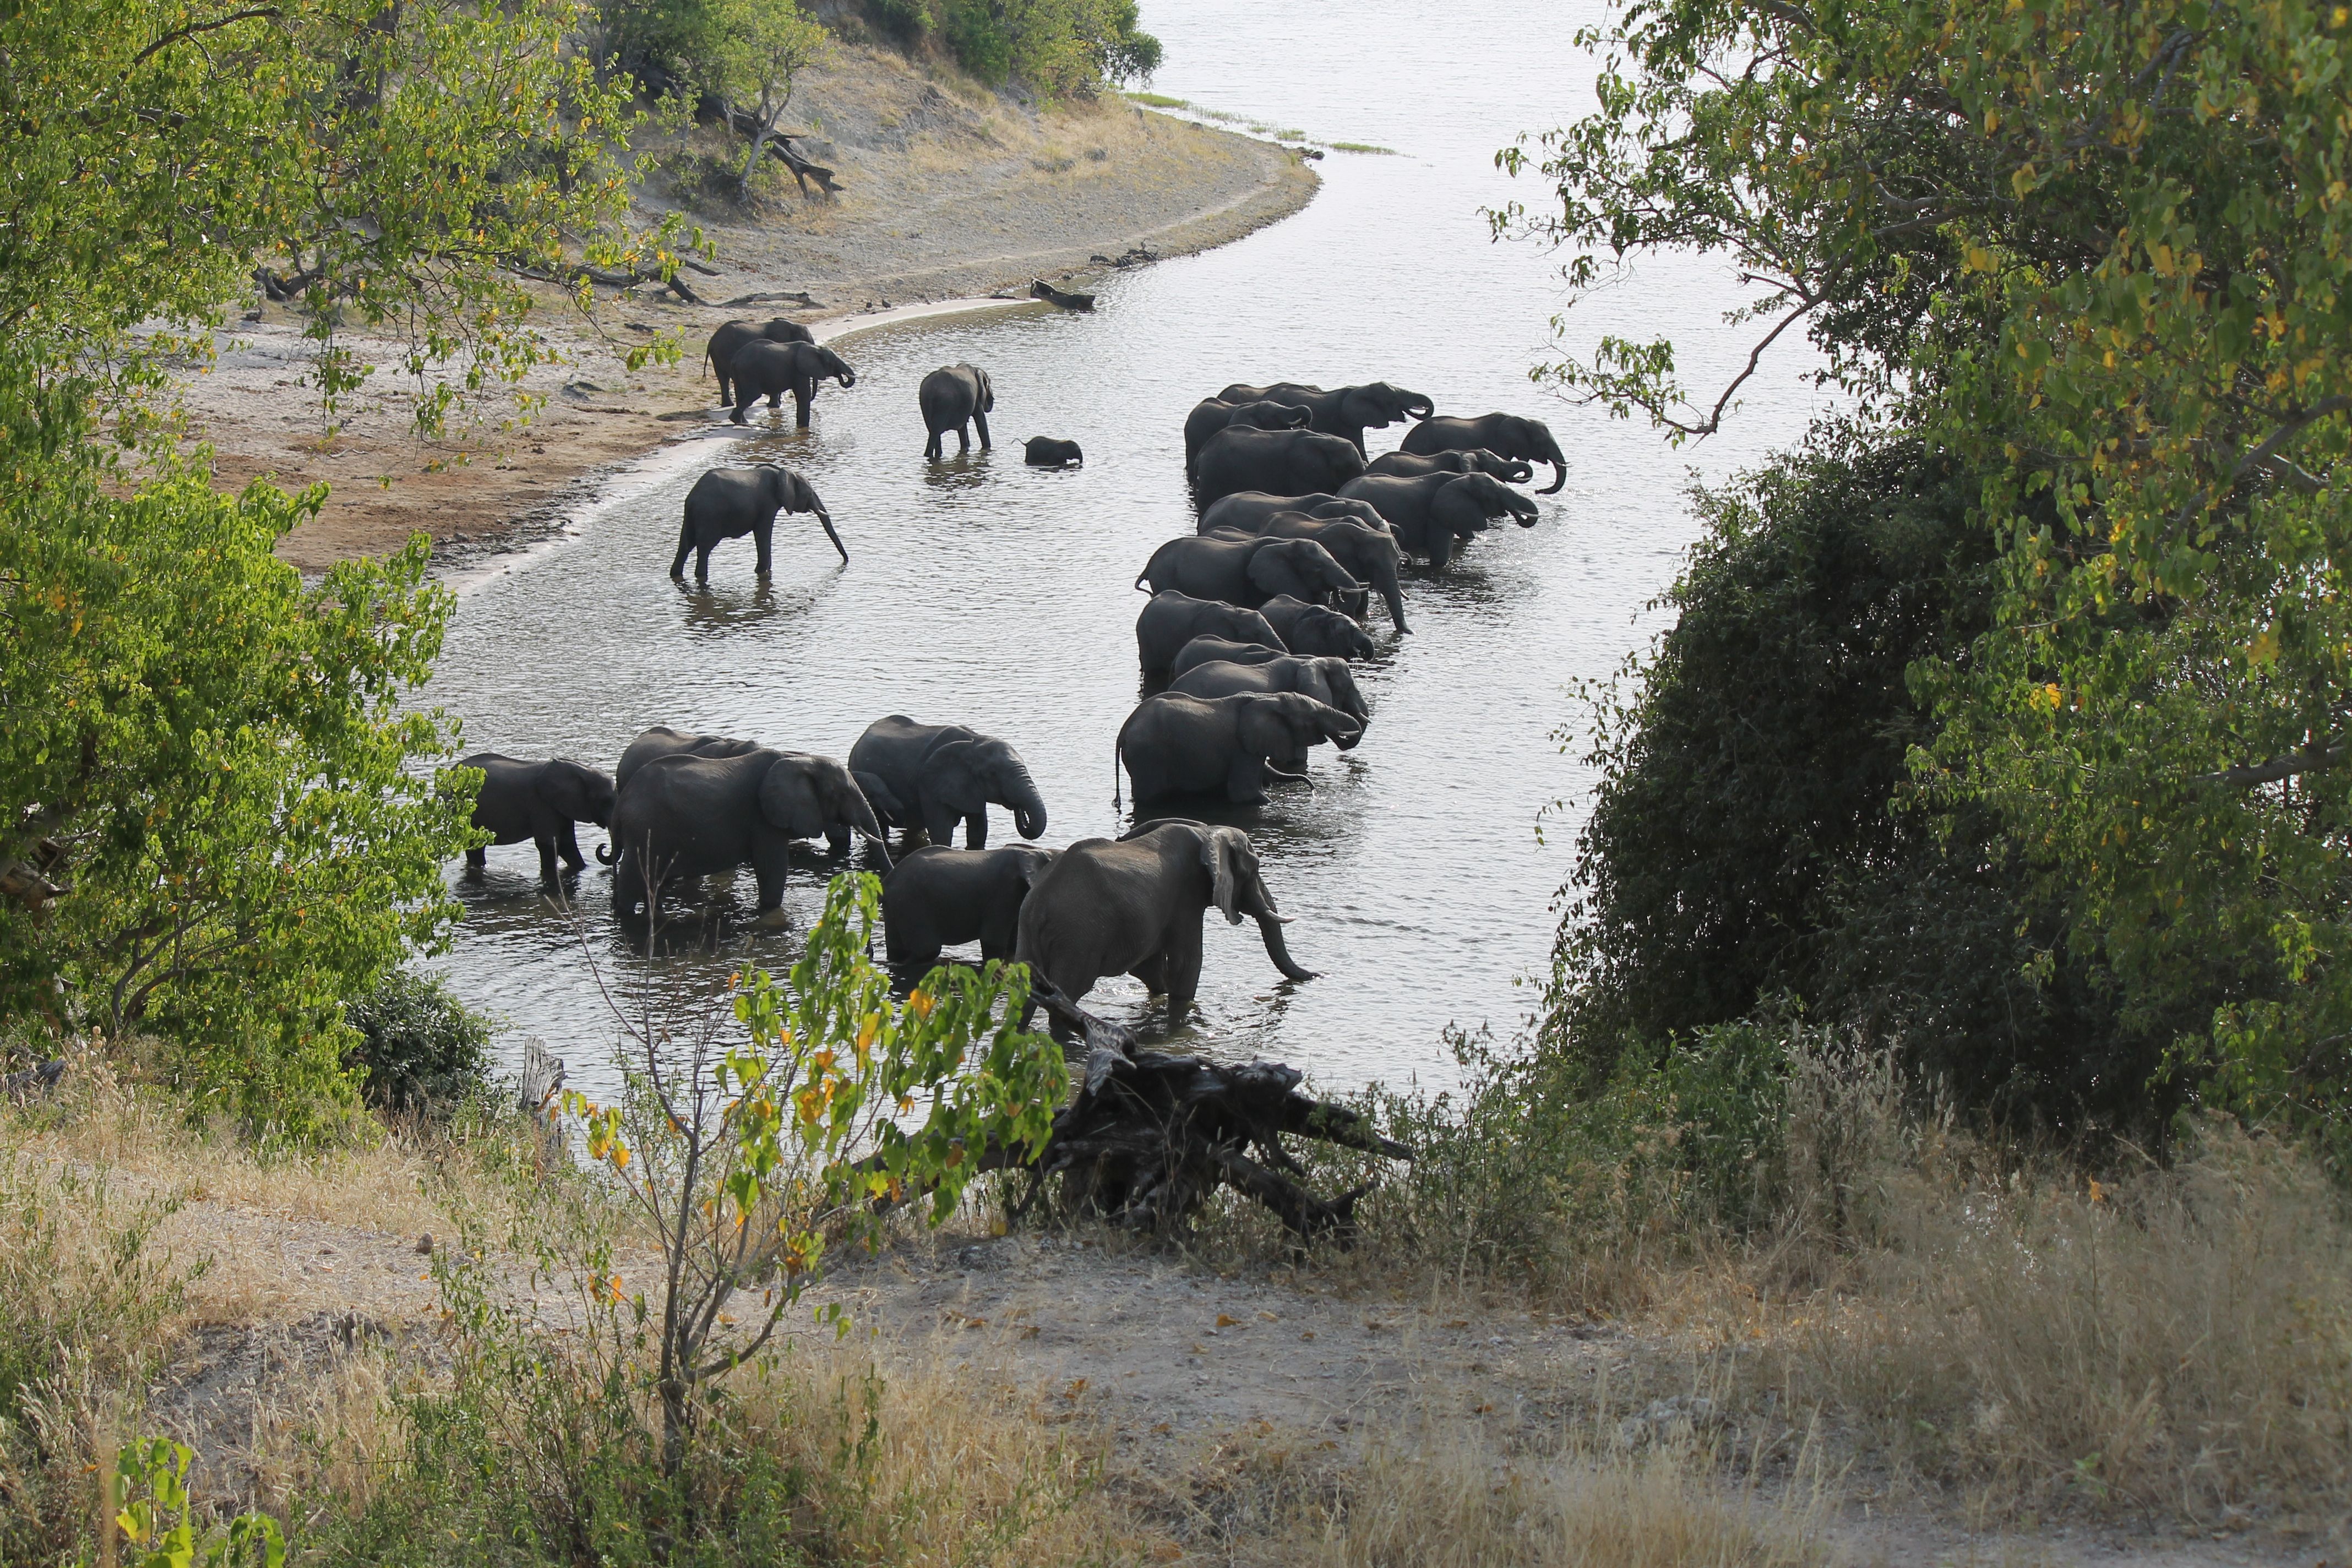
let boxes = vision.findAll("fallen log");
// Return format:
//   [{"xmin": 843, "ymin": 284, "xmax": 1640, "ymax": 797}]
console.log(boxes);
[
  {"xmin": 1031, "ymin": 279, "xmax": 1096, "ymax": 311},
  {"xmin": 696, "ymin": 99, "xmax": 842, "ymax": 198}
]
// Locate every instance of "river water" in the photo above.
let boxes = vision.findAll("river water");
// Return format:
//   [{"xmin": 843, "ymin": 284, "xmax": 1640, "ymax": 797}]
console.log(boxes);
[{"xmin": 424, "ymin": 0, "xmax": 1823, "ymax": 1101}]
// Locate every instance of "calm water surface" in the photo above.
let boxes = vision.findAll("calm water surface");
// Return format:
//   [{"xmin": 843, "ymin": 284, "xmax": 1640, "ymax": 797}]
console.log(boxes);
[{"xmin": 425, "ymin": 0, "xmax": 1823, "ymax": 1099}]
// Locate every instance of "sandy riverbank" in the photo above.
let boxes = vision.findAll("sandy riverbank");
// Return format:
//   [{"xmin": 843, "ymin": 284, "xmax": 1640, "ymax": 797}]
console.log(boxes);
[{"xmin": 179, "ymin": 43, "xmax": 1316, "ymax": 575}]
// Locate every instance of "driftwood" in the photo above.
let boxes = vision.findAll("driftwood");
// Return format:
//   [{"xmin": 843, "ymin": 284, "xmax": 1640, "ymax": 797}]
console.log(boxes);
[
  {"xmin": 1089, "ymin": 247, "xmax": 1158, "ymax": 269},
  {"xmin": 1001, "ymin": 984, "xmax": 1409, "ymax": 1242},
  {"xmin": 720, "ymin": 289, "xmax": 821, "ymax": 309},
  {"xmin": 698, "ymin": 99, "xmax": 841, "ymax": 198},
  {"xmin": 1031, "ymin": 279, "xmax": 1096, "ymax": 311}
]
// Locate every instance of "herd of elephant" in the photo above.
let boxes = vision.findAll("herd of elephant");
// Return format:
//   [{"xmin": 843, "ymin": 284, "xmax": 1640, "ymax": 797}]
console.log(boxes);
[{"xmin": 459, "ymin": 311, "xmax": 1564, "ymax": 1031}]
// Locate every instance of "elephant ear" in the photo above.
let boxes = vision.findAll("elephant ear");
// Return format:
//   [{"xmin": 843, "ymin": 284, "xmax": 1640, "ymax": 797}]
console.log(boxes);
[
  {"xmin": 976, "ymin": 369, "xmax": 994, "ymax": 411},
  {"xmin": 1245, "ymin": 542, "xmax": 1302, "ymax": 597},
  {"xmin": 756, "ymin": 756, "xmax": 828, "ymax": 839},
  {"xmin": 1199, "ymin": 827, "xmax": 1243, "ymax": 924},
  {"xmin": 925, "ymin": 739, "xmax": 985, "ymax": 808},
  {"xmin": 534, "ymin": 764, "xmax": 585, "ymax": 819},
  {"xmin": 1338, "ymin": 386, "xmax": 1391, "ymax": 430},
  {"xmin": 787, "ymin": 470, "xmax": 824, "ymax": 514},
  {"xmin": 1018, "ymin": 846, "xmax": 1057, "ymax": 889}
]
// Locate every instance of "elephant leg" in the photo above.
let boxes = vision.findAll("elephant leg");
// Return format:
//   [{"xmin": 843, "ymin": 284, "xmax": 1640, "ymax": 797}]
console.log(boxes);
[
  {"xmin": 1427, "ymin": 528, "xmax": 1456, "ymax": 572},
  {"xmin": 671, "ymin": 522, "xmax": 695, "ymax": 579},
  {"xmin": 753, "ymin": 519, "xmax": 774, "ymax": 576},
  {"xmin": 1130, "ymin": 952, "xmax": 1169, "ymax": 995},
  {"xmin": 825, "ymin": 825, "xmax": 851, "ymax": 857},
  {"xmin": 752, "ymin": 846, "xmax": 791, "ymax": 926},
  {"xmin": 557, "ymin": 822, "xmax": 587, "ymax": 870},
  {"xmin": 955, "ymin": 421, "xmax": 970, "ymax": 455},
  {"xmin": 535, "ymin": 836, "xmax": 561, "ymax": 881},
  {"xmin": 731, "ymin": 389, "xmax": 755, "ymax": 426},
  {"xmin": 925, "ymin": 426, "xmax": 943, "ymax": 460},
  {"xmin": 464, "ymin": 846, "xmax": 487, "ymax": 874},
  {"xmin": 793, "ymin": 385, "xmax": 813, "ymax": 428},
  {"xmin": 695, "ymin": 542, "xmax": 714, "ymax": 582},
  {"xmin": 1163, "ymin": 922, "xmax": 1205, "ymax": 1021},
  {"xmin": 978, "ymin": 913, "xmax": 1017, "ymax": 963},
  {"xmin": 973, "ymin": 410, "xmax": 991, "ymax": 450},
  {"xmin": 963, "ymin": 814, "xmax": 988, "ymax": 851}
]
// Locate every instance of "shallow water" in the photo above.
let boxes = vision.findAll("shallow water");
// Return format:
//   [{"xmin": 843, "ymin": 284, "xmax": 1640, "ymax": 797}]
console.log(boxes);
[{"xmin": 424, "ymin": 0, "xmax": 1824, "ymax": 1100}]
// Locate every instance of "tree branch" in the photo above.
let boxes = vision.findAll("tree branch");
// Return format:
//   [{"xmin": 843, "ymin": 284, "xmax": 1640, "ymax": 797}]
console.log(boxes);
[{"xmin": 2193, "ymin": 743, "xmax": 2344, "ymax": 788}]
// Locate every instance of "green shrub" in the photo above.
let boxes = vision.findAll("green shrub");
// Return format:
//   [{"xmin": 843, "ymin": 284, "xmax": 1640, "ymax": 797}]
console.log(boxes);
[
  {"xmin": 863, "ymin": 0, "xmax": 928, "ymax": 47},
  {"xmin": 342, "ymin": 970, "xmax": 494, "ymax": 1115}
]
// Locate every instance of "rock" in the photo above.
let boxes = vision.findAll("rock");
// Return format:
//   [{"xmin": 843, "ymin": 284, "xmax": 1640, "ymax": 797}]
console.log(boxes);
[{"xmin": 415, "ymin": 1232, "xmax": 434, "ymax": 1255}]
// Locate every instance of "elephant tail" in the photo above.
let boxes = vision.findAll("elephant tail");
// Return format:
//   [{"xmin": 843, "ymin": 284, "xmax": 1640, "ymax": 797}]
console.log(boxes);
[{"xmin": 1113, "ymin": 735, "xmax": 1124, "ymax": 811}]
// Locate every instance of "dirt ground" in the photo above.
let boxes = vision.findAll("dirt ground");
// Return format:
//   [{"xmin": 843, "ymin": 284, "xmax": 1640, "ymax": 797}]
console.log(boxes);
[{"xmin": 174, "ymin": 43, "xmax": 1313, "ymax": 576}]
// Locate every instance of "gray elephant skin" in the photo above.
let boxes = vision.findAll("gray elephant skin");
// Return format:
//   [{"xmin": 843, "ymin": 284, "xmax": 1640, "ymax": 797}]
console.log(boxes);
[
  {"xmin": 1399, "ymin": 412, "xmax": 1568, "ymax": 493},
  {"xmin": 1256, "ymin": 595, "xmax": 1378, "ymax": 660},
  {"xmin": 1117, "ymin": 690, "xmax": 1361, "ymax": 807},
  {"xmin": 1338, "ymin": 471, "xmax": 1540, "ymax": 568},
  {"xmin": 1135, "ymin": 535, "xmax": 1361, "ymax": 611},
  {"xmin": 673, "ymin": 463, "xmax": 846, "ymax": 581},
  {"xmin": 612, "ymin": 726, "xmax": 761, "ymax": 796},
  {"xmin": 705, "ymin": 318, "xmax": 812, "ymax": 405},
  {"xmin": 919, "ymin": 363, "xmax": 994, "ymax": 458},
  {"xmin": 1024, "ymin": 437, "xmax": 1082, "ymax": 466},
  {"xmin": 1168, "ymin": 635, "xmax": 1287, "ymax": 681},
  {"xmin": 1201, "ymin": 515, "xmax": 1408, "ymax": 632},
  {"xmin": 606, "ymin": 747, "xmax": 888, "ymax": 925},
  {"xmin": 1015, "ymin": 820, "xmax": 1314, "ymax": 1027},
  {"xmin": 1182, "ymin": 398, "xmax": 1310, "ymax": 472},
  {"xmin": 881, "ymin": 843, "xmax": 1058, "ymax": 966},
  {"xmin": 729, "ymin": 339, "xmax": 856, "ymax": 427},
  {"xmin": 1196, "ymin": 489, "xmax": 1390, "ymax": 536},
  {"xmin": 1135, "ymin": 591, "xmax": 1286, "ymax": 675},
  {"xmin": 458, "ymin": 753, "xmax": 615, "ymax": 881},
  {"xmin": 1216, "ymin": 381, "xmax": 1434, "ymax": 455},
  {"xmin": 1169, "ymin": 655, "xmax": 1369, "ymax": 747},
  {"xmin": 846, "ymin": 716, "xmax": 1048, "ymax": 850},
  {"xmin": 1191, "ymin": 427, "xmax": 1367, "ymax": 510},
  {"xmin": 1365, "ymin": 447, "xmax": 1533, "ymax": 484}
]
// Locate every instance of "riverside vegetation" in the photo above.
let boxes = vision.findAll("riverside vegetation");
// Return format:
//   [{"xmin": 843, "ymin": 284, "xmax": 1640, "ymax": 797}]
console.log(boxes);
[{"xmin": 4, "ymin": 0, "xmax": 2352, "ymax": 1564}]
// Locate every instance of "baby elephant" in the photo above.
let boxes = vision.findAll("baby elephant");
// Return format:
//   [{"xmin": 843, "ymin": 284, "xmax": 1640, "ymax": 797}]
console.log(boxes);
[
  {"xmin": 1169, "ymin": 655, "xmax": 1370, "ymax": 748},
  {"xmin": 881, "ymin": 844, "xmax": 1058, "ymax": 966},
  {"xmin": 458, "ymin": 753, "xmax": 616, "ymax": 881},
  {"xmin": 847, "ymin": 716, "xmax": 1048, "ymax": 851},
  {"xmin": 1117, "ymin": 692, "xmax": 1362, "ymax": 807},
  {"xmin": 673, "ymin": 463, "xmax": 845, "ymax": 581},
  {"xmin": 1257, "ymin": 595, "xmax": 1379, "ymax": 660},
  {"xmin": 920, "ymin": 363, "xmax": 995, "ymax": 458},
  {"xmin": 1024, "ymin": 436, "xmax": 1083, "ymax": 466}
]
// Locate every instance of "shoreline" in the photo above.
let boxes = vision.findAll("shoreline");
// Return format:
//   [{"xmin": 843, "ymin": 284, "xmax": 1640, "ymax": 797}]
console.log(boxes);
[{"xmin": 177, "ymin": 60, "xmax": 1319, "ymax": 579}]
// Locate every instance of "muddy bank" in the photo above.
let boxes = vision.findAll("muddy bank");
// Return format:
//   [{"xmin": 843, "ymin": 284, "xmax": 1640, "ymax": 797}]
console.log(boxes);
[{"xmin": 180, "ymin": 42, "xmax": 1316, "ymax": 575}]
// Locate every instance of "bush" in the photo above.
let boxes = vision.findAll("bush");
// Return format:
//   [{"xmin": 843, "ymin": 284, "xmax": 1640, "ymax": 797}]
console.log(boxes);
[
  {"xmin": 342, "ymin": 970, "xmax": 493, "ymax": 1115},
  {"xmin": 856, "ymin": 0, "xmax": 1155, "ymax": 95}
]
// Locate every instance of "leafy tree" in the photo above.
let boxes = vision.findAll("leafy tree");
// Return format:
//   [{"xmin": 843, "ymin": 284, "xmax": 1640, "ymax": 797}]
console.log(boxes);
[
  {"xmin": 1510, "ymin": 1, "xmax": 2352, "ymax": 1151},
  {"xmin": 886, "ymin": 0, "xmax": 1157, "ymax": 94},
  {"xmin": 698, "ymin": 0, "xmax": 833, "ymax": 199}
]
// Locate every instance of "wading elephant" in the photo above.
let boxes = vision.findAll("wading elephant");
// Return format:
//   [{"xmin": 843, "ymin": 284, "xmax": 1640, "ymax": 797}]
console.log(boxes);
[
  {"xmin": 1365, "ymin": 447, "xmax": 1533, "ymax": 484},
  {"xmin": 673, "ymin": 463, "xmax": 846, "ymax": 581},
  {"xmin": 1204, "ymin": 516, "xmax": 1408, "ymax": 632},
  {"xmin": 729, "ymin": 340, "xmax": 856, "ymax": 427},
  {"xmin": 1337, "ymin": 471, "xmax": 1540, "ymax": 568},
  {"xmin": 606, "ymin": 747, "xmax": 889, "ymax": 925},
  {"xmin": 1191, "ymin": 427, "xmax": 1367, "ymax": 510},
  {"xmin": 706, "ymin": 318, "xmax": 813, "ymax": 404},
  {"xmin": 1182, "ymin": 398, "xmax": 1311, "ymax": 472},
  {"xmin": 1135, "ymin": 591, "xmax": 1287, "ymax": 676},
  {"xmin": 1196, "ymin": 490, "xmax": 1390, "ymax": 536},
  {"xmin": 1117, "ymin": 690, "xmax": 1361, "ymax": 807},
  {"xmin": 1399, "ymin": 412, "xmax": 1567, "ymax": 493},
  {"xmin": 1014, "ymin": 820, "xmax": 1314, "ymax": 1030},
  {"xmin": 881, "ymin": 843, "xmax": 1058, "ymax": 966},
  {"xmin": 846, "ymin": 716, "xmax": 1048, "ymax": 851},
  {"xmin": 919, "ymin": 363, "xmax": 994, "ymax": 458},
  {"xmin": 1135, "ymin": 535, "xmax": 1361, "ymax": 610},
  {"xmin": 457, "ymin": 753, "xmax": 616, "ymax": 881},
  {"xmin": 1216, "ymin": 382, "xmax": 1434, "ymax": 455},
  {"xmin": 1169, "ymin": 656, "xmax": 1369, "ymax": 747},
  {"xmin": 1256, "ymin": 595, "xmax": 1379, "ymax": 660},
  {"xmin": 612, "ymin": 726, "xmax": 760, "ymax": 796},
  {"xmin": 1168, "ymin": 635, "xmax": 1288, "ymax": 681},
  {"xmin": 1025, "ymin": 437, "xmax": 1082, "ymax": 466}
]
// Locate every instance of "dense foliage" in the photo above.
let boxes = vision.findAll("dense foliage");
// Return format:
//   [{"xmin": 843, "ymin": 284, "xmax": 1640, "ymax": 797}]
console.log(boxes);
[
  {"xmin": 0, "ymin": 0, "xmax": 669, "ymax": 1128},
  {"xmin": 1516, "ymin": 1, "xmax": 2352, "ymax": 1153},
  {"xmin": 344, "ymin": 969, "xmax": 497, "ymax": 1114},
  {"xmin": 863, "ymin": 0, "xmax": 1160, "ymax": 94}
]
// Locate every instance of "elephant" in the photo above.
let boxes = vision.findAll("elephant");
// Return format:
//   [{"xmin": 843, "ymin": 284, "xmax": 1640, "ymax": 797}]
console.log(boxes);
[
  {"xmin": 1196, "ymin": 489, "xmax": 1390, "ymax": 536},
  {"xmin": 1216, "ymin": 381, "xmax": 1435, "ymax": 455},
  {"xmin": 1025, "ymin": 436, "xmax": 1082, "ymax": 466},
  {"xmin": 1116, "ymin": 690, "xmax": 1362, "ymax": 807},
  {"xmin": 1168, "ymin": 655, "xmax": 1369, "ymax": 747},
  {"xmin": 456, "ymin": 753, "xmax": 616, "ymax": 881},
  {"xmin": 1182, "ymin": 398, "xmax": 1311, "ymax": 472},
  {"xmin": 1256, "ymin": 595, "xmax": 1379, "ymax": 660},
  {"xmin": 1202, "ymin": 515, "xmax": 1408, "ymax": 632},
  {"xmin": 1168, "ymin": 635, "xmax": 1288, "ymax": 681},
  {"xmin": 706, "ymin": 318, "xmax": 813, "ymax": 405},
  {"xmin": 1337, "ymin": 471, "xmax": 1542, "ymax": 568},
  {"xmin": 1365, "ymin": 447, "xmax": 1533, "ymax": 484},
  {"xmin": 1135, "ymin": 591, "xmax": 1287, "ymax": 676},
  {"xmin": 1134, "ymin": 535, "xmax": 1362, "ymax": 611},
  {"xmin": 612, "ymin": 726, "xmax": 761, "ymax": 796},
  {"xmin": 845, "ymin": 716, "xmax": 1048, "ymax": 851},
  {"xmin": 672, "ymin": 463, "xmax": 846, "ymax": 581},
  {"xmin": 606, "ymin": 747, "xmax": 889, "ymax": 925},
  {"xmin": 881, "ymin": 844, "xmax": 1058, "ymax": 966},
  {"xmin": 919, "ymin": 363, "xmax": 994, "ymax": 458},
  {"xmin": 1399, "ymin": 412, "xmax": 1568, "ymax": 493},
  {"xmin": 1191, "ymin": 427, "xmax": 1368, "ymax": 510},
  {"xmin": 1014, "ymin": 819, "xmax": 1314, "ymax": 1029},
  {"xmin": 729, "ymin": 339, "xmax": 856, "ymax": 427}
]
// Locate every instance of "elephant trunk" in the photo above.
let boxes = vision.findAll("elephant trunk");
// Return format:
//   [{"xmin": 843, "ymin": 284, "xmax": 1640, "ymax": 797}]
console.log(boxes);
[
  {"xmin": 1508, "ymin": 492, "xmax": 1543, "ymax": 526},
  {"xmin": 1255, "ymin": 912, "xmax": 1317, "ymax": 982},
  {"xmin": 596, "ymin": 841, "xmax": 617, "ymax": 865},
  {"xmin": 1006, "ymin": 770, "xmax": 1049, "ymax": 840},
  {"xmin": 1378, "ymin": 570, "xmax": 1409, "ymax": 634},
  {"xmin": 1539, "ymin": 441, "xmax": 1567, "ymax": 494},
  {"xmin": 815, "ymin": 509, "xmax": 850, "ymax": 564}
]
